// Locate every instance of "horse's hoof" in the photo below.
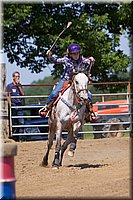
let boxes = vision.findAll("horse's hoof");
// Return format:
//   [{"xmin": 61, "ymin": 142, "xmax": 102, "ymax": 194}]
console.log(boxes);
[
  {"xmin": 40, "ymin": 159, "xmax": 48, "ymax": 167},
  {"xmin": 68, "ymin": 150, "xmax": 74, "ymax": 157},
  {"xmin": 39, "ymin": 162, "xmax": 48, "ymax": 167},
  {"xmin": 52, "ymin": 164, "xmax": 59, "ymax": 169},
  {"xmin": 40, "ymin": 162, "xmax": 47, "ymax": 167}
]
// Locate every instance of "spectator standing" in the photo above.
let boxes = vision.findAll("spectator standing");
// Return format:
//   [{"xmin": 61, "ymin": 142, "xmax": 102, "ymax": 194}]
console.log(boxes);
[{"xmin": 6, "ymin": 71, "xmax": 25, "ymax": 142}]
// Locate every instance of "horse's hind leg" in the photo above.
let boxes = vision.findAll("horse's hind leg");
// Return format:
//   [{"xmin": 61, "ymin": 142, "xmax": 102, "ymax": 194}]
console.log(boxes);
[
  {"xmin": 41, "ymin": 130, "xmax": 55, "ymax": 167},
  {"xmin": 52, "ymin": 123, "xmax": 62, "ymax": 169}
]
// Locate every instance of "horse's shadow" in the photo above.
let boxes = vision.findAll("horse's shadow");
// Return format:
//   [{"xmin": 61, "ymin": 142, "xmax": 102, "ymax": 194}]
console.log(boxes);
[{"xmin": 67, "ymin": 163, "xmax": 108, "ymax": 169}]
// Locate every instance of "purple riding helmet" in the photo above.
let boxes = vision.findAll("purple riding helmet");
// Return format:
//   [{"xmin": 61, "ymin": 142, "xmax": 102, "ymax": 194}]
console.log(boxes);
[{"xmin": 68, "ymin": 43, "xmax": 81, "ymax": 53}]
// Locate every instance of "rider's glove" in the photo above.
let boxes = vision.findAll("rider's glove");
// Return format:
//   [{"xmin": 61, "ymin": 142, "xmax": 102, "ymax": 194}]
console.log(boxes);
[
  {"xmin": 88, "ymin": 57, "xmax": 95, "ymax": 63},
  {"xmin": 46, "ymin": 50, "xmax": 52, "ymax": 57}
]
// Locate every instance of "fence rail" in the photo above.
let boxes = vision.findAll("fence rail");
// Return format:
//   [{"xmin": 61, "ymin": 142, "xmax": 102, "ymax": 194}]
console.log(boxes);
[
  {"xmin": 6, "ymin": 81, "xmax": 131, "ymax": 140},
  {"xmin": 8, "ymin": 97, "xmax": 131, "ymax": 139}
]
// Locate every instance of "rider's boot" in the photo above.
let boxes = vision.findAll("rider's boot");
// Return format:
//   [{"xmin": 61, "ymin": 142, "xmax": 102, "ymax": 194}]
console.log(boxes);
[
  {"xmin": 39, "ymin": 100, "xmax": 54, "ymax": 118},
  {"xmin": 85, "ymin": 101, "xmax": 96, "ymax": 123}
]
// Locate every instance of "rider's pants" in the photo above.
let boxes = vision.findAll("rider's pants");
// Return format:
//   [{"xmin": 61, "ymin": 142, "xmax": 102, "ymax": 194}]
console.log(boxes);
[{"xmin": 45, "ymin": 78, "xmax": 65, "ymax": 105}]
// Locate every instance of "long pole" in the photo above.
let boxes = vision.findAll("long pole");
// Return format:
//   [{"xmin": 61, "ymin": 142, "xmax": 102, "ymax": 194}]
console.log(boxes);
[{"xmin": 48, "ymin": 21, "xmax": 72, "ymax": 52}]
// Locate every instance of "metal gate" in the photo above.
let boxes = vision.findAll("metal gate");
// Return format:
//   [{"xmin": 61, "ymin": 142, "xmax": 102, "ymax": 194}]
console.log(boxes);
[{"xmin": 7, "ymin": 82, "xmax": 131, "ymax": 140}]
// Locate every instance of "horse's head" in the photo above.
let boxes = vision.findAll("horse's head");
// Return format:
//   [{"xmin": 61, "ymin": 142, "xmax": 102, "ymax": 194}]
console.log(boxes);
[{"xmin": 73, "ymin": 72, "xmax": 88, "ymax": 104}]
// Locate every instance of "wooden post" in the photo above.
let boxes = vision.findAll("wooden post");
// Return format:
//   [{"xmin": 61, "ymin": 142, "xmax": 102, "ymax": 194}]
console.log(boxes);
[{"xmin": 0, "ymin": 63, "xmax": 9, "ymax": 139}]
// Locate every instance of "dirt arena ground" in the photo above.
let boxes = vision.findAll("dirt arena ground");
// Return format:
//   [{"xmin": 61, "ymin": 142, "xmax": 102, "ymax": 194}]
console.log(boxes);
[{"xmin": 14, "ymin": 137, "xmax": 132, "ymax": 199}]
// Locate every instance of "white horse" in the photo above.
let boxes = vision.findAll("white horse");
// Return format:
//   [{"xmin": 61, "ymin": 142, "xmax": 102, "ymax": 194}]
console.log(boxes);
[{"xmin": 41, "ymin": 72, "xmax": 89, "ymax": 168}]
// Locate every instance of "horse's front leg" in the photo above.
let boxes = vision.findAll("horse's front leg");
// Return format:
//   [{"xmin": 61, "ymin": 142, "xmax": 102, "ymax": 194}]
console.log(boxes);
[
  {"xmin": 68, "ymin": 121, "xmax": 82, "ymax": 157},
  {"xmin": 68, "ymin": 134, "xmax": 78, "ymax": 157},
  {"xmin": 52, "ymin": 122, "xmax": 62, "ymax": 169}
]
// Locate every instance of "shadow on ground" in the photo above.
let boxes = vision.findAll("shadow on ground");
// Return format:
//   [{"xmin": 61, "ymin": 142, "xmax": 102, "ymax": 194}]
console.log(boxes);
[{"xmin": 67, "ymin": 163, "xmax": 109, "ymax": 169}]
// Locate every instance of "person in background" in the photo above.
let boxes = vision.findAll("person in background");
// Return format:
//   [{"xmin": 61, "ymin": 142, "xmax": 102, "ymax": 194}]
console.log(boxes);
[
  {"xmin": 39, "ymin": 43, "xmax": 96, "ymax": 122},
  {"xmin": 6, "ymin": 71, "xmax": 26, "ymax": 142}
]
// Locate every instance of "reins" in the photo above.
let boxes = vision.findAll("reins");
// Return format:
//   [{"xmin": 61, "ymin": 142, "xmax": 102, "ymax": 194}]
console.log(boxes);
[
  {"xmin": 77, "ymin": 57, "xmax": 93, "ymax": 79},
  {"xmin": 60, "ymin": 77, "xmax": 80, "ymax": 112},
  {"xmin": 71, "ymin": 80, "xmax": 80, "ymax": 105}
]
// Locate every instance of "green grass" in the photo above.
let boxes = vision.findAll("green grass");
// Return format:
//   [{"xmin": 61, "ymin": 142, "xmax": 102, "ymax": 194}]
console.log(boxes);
[
  {"xmin": 122, "ymin": 131, "xmax": 130, "ymax": 138},
  {"xmin": 82, "ymin": 123, "xmax": 94, "ymax": 139}
]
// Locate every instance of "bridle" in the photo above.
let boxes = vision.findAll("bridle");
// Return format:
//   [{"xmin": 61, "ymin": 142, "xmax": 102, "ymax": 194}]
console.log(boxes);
[{"xmin": 71, "ymin": 73, "xmax": 88, "ymax": 104}]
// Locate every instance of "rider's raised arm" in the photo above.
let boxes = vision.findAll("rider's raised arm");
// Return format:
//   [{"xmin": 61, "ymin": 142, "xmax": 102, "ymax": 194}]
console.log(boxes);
[
  {"xmin": 46, "ymin": 50, "xmax": 68, "ymax": 65},
  {"xmin": 49, "ymin": 55, "xmax": 68, "ymax": 65}
]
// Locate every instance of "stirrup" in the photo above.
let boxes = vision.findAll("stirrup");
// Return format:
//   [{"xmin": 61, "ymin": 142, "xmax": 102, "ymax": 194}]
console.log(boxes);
[
  {"xmin": 39, "ymin": 105, "xmax": 47, "ymax": 113},
  {"xmin": 90, "ymin": 111, "xmax": 97, "ymax": 121},
  {"xmin": 39, "ymin": 105, "xmax": 49, "ymax": 118},
  {"xmin": 85, "ymin": 110, "xmax": 97, "ymax": 123}
]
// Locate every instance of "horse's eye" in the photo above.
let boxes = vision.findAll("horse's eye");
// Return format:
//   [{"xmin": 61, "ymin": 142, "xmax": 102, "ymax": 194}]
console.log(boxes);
[{"xmin": 76, "ymin": 80, "xmax": 78, "ymax": 85}]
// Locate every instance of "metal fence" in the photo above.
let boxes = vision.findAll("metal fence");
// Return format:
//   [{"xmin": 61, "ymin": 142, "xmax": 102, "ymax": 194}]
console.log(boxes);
[{"xmin": 8, "ymin": 86, "xmax": 131, "ymax": 139}]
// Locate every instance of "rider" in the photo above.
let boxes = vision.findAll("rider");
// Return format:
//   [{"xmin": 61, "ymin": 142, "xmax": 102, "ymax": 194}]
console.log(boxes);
[{"xmin": 39, "ymin": 43, "xmax": 96, "ymax": 121}]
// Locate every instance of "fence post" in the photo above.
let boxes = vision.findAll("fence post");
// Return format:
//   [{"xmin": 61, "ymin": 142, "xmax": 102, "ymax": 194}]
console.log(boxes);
[
  {"xmin": 130, "ymin": 34, "xmax": 133, "ymax": 138},
  {"xmin": 0, "ymin": 63, "xmax": 9, "ymax": 139},
  {"xmin": 127, "ymin": 82, "xmax": 130, "ymax": 102}
]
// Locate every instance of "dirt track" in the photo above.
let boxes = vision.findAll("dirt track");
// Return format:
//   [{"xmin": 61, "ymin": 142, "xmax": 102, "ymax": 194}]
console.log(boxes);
[{"xmin": 15, "ymin": 137, "xmax": 131, "ymax": 199}]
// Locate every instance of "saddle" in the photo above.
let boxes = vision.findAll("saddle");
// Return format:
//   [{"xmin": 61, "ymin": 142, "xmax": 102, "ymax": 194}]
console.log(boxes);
[
  {"xmin": 53, "ymin": 80, "xmax": 71, "ymax": 106},
  {"xmin": 39, "ymin": 80, "xmax": 72, "ymax": 118}
]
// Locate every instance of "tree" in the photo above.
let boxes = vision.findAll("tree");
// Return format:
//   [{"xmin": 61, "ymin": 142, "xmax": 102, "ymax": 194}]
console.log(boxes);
[{"xmin": 3, "ymin": 2, "xmax": 131, "ymax": 91}]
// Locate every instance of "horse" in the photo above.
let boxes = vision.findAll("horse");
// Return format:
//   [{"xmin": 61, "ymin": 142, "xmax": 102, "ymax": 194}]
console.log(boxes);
[{"xmin": 41, "ymin": 72, "xmax": 89, "ymax": 169}]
